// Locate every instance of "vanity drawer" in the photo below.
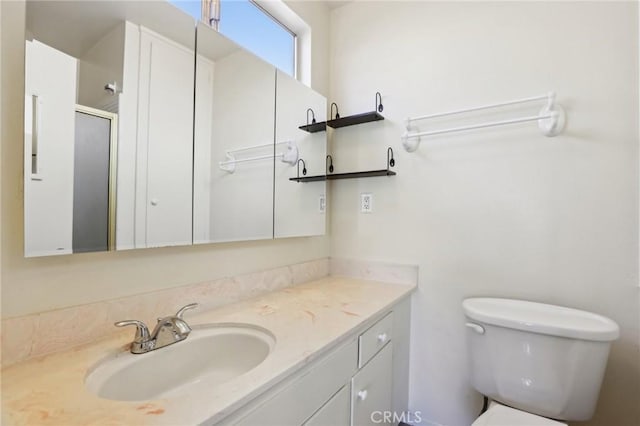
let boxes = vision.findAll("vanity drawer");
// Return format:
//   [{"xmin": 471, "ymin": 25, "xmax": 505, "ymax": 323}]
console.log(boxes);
[{"xmin": 358, "ymin": 312, "xmax": 393, "ymax": 368}]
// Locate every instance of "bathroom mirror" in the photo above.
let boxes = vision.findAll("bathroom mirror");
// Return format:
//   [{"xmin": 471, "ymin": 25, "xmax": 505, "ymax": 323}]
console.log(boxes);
[
  {"xmin": 23, "ymin": 1, "xmax": 196, "ymax": 256},
  {"xmin": 193, "ymin": 22, "xmax": 277, "ymax": 243},
  {"xmin": 274, "ymin": 70, "xmax": 327, "ymax": 237}
]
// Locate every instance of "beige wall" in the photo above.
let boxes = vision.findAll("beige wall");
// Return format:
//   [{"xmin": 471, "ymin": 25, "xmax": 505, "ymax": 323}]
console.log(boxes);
[
  {"xmin": 329, "ymin": 2, "xmax": 639, "ymax": 425},
  {"xmin": 284, "ymin": 0, "xmax": 331, "ymax": 97},
  {"xmin": 0, "ymin": 0, "xmax": 4, "ymax": 321},
  {"xmin": 0, "ymin": 0, "xmax": 331, "ymax": 318}
]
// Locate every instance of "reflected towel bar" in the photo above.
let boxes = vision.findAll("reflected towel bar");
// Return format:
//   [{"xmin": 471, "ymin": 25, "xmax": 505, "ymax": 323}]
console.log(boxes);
[
  {"xmin": 225, "ymin": 140, "xmax": 292, "ymax": 155},
  {"xmin": 219, "ymin": 142, "xmax": 298, "ymax": 173}
]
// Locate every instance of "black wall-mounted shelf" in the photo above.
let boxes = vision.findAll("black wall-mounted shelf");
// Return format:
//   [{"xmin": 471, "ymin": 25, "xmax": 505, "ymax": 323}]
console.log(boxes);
[
  {"xmin": 326, "ymin": 92, "xmax": 385, "ymax": 129},
  {"xmin": 326, "ymin": 111, "xmax": 384, "ymax": 129},
  {"xmin": 289, "ymin": 169, "xmax": 396, "ymax": 183},
  {"xmin": 299, "ymin": 111, "xmax": 385, "ymax": 132},
  {"xmin": 330, "ymin": 169, "xmax": 396, "ymax": 179},
  {"xmin": 293, "ymin": 95, "xmax": 391, "ymax": 182},
  {"xmin": 298, "ymin": 122, "xmax": 327, "ymax": 133},
  {"xmin": 290, "ymin": 148, "xmax": 396, "ymax": 183},
  {"xmin": 289, "ymin": 174, "xmax": 327, "ymax": 182}
]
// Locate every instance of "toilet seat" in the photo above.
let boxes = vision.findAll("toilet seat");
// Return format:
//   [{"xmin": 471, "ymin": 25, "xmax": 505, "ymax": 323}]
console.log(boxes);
[{"xmin": 472, "ymin": 402, "xmax": 567, "ymax": 426}]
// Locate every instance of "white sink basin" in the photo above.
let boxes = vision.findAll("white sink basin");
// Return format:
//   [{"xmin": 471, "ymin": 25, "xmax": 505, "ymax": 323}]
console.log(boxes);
[{"xmin": 85, "ymin": 323, "xmax": 275, "ymax": 401}]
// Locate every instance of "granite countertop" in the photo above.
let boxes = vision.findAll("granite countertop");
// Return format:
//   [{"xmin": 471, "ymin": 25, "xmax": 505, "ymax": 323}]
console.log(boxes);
[{"xmin": 1, "ymin": 277, "xmax": 414, "ymax": 425}]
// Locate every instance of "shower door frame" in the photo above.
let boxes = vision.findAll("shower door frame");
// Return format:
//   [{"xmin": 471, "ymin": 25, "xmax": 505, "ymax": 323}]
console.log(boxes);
[{"xmin": 75, "ymin": 104, "xmax": 118, "ymax": 251}]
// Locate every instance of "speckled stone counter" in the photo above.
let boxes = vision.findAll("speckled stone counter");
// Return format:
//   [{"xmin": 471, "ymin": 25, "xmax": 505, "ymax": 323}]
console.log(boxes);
[{"xmin": 2, "ymin": 277, "xmax": 415, "ymax": 425}]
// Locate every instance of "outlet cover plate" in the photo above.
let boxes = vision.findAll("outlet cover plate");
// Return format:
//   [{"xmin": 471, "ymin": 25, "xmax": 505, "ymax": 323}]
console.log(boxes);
[{"xmin": 360, "ymin": 193, "xmax": 373, "ymax": 213}]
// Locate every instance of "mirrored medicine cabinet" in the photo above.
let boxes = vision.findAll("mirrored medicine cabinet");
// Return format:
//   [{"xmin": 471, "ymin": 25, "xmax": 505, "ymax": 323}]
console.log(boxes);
[{"xmin": 23, "ymin": 0, "xmax": 327, "ymax": 257}]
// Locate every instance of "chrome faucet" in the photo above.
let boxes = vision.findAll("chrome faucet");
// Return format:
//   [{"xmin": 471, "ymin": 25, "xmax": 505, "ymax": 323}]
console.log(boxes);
[{"xmin": 115, "ymin": 303, "xmax": 199, "ymax": 354}]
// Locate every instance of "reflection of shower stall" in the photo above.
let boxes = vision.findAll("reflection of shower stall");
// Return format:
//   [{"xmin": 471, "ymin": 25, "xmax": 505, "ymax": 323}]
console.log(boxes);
[
  {"xmin": 73, "ymin": 105, "xmax": 117, "ymax": 253},
  {"xmin": 24, "ymin": 37, "xmax": 119, "ymax": 256}
]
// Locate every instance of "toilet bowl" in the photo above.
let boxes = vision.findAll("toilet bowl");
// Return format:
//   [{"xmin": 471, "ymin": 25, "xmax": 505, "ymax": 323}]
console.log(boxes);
[
  {"xmin": 472, "ymin": 401, "xmax": 566, "ymax": 426},
  {"xmin": 463, "ymin": 298, "xmax": 619, "ymax": 425}
]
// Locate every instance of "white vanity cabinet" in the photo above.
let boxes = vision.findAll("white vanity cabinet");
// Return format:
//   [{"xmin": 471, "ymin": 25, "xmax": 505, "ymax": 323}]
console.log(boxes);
[{"xmin": 221, "ymin": 301, "xmax": 409, "ymax": 426}]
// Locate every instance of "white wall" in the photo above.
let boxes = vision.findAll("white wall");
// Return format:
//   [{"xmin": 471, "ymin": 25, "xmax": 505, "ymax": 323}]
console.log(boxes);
[
  {"xmin": 77, "ymin": 22, "xmax": 124, "ymax": 112},
  {"xmin": 274, "ymin": 69, "xmax": 327, "ymax": 238},
  {"xmin": 329, "ymin": 2, "xmax": 639, "ymax": 425},
  {"xmin": 1, "ymin": 0, "xmax": 3, "ymax": 321},
  {"xmin": 207, "ymin": 49, "xmax": 275, "ymax": 242},
  {"xmin": 1, "ymin": 0, "xmax": 331, "ymax": 319},
  {"xmin": 193, "ymin": 54, "xmax": 214, "ymax": 244},
  {"xmin": 283, "ymin": 0, "xmax": 330, "ymax": 97},
  {"xmin": 0, "ymin": 0, "xmax": 3, "ymax": 322}
]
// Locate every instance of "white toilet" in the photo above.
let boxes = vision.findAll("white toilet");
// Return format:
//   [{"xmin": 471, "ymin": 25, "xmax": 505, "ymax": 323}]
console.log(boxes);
[{"xmin": 462, "ymin": 298, "xmax": 620, "ymax": 426}]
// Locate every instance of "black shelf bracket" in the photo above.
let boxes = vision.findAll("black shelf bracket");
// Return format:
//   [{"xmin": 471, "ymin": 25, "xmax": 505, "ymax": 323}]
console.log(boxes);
[
  {"xmin": 298, "ymin": 107, "xmax": 327, "ymax": 133},
  {"xmin": 330, "ymin": 102, "xmax": 340, "ymax": 120},
  {"xmin": 326, "ymin": 155, "xmax": 334, "ymax": 174},
  {"xmin": 291, "ymin": 158, "xmax": 325, "ymax": 182},
  {"xmin": 387, "ymin": 147, "xmax": 395, "ymax": 167},
  {"xmin": 376, "ymin": 92, "xmax": 384, "ymax": 113},
  {"xmin": 296, "ymin": 159, "xmax": 307, "ymax": 178}
]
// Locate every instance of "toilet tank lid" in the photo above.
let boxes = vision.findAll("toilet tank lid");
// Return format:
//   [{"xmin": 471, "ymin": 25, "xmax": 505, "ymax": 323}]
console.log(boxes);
[{"xmin": 462, "ymin": 298, "xmax": 619, "ymax": 341}]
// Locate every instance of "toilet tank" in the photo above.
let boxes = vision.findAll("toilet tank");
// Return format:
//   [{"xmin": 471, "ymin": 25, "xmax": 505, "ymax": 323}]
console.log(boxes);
[{"xmin": 463, "ymin": 298, "xmax": 619, "ymax": 421}]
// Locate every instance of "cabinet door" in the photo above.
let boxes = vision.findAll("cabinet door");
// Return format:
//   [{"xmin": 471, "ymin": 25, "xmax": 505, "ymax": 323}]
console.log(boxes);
[
  {"xmin": 24, "ymin": 40, "xmax": 77, "ymax": 256},
  {"xmin": 351, "ymin": 343, "xmax": 393, "ymax": 426},
  {"xmin": 304, "ymin": 384, "xmax": 351, "ymax": 426},
  {"xmin": 233, "ymin": 340, "xmax": 357, "ymax": 426},
  {"xmin": 136, "ymin": 28, "xmax": 194, "ymax": 248}
]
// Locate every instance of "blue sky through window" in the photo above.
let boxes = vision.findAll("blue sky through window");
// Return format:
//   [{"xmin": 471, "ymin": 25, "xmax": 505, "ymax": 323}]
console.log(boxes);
[
  {"xmin": 219, "ymin": 0, "xmax": 295, "ymax": 76},
  {"xmin": 168, "ymin": 0, "xmax": 295, "ymax": 77}
]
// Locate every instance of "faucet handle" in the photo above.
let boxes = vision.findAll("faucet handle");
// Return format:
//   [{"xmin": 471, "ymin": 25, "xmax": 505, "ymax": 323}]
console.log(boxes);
[
  {"xmin": 175, "ymin": 303, "xmax": 199, "ymax": 319},
  {"xmin": 115, "ymin": 320, "xmax": 150, "ymax": 343}
]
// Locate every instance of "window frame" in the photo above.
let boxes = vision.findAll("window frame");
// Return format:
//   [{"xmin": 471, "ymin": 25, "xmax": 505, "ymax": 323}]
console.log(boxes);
[
  {"xmin": 248, "ymin": 0, "xmax": 297, "ymax": 78},
  {"xmin": 202, "ymin": 0, "xmax": 298, "ymax": 79}
]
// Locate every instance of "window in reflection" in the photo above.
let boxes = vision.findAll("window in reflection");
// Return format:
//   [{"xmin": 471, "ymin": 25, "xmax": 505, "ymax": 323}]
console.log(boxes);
[
  {"xmin": 218, "ymin": 0, "xmax": 295, "ymax": 76},
  {"xmin": 169, "ymin": 0, "xmax": 296, "ymax": 77}
]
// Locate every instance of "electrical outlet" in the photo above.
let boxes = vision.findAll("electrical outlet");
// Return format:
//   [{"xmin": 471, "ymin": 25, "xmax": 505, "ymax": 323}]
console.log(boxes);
[
  {"xmin": 319, "ymin": 195, "xmax": 326, "ymax": 213},
  {"xmin": 360, "ymin": 193, "xmax": 373, "ymax": 213}
]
